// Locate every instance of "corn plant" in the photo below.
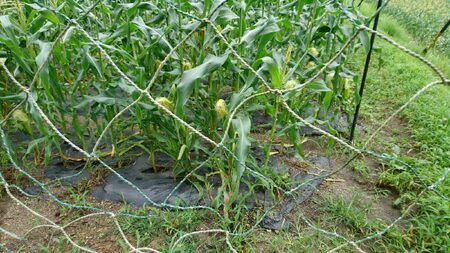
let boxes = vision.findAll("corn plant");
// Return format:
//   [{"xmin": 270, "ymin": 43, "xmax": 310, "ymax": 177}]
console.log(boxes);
[{"xmin": 0, "ymin": 0, "xmax": 368, "ymax": 216}]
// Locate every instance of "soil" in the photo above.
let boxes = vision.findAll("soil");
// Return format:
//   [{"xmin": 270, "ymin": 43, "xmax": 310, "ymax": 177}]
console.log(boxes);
[
  {"xmin": 0, "ymin": 114, "xmax": 411, "ymax": 252},
  {"xmin": 0, "ymin": 183, "xmax": 132, "ymax": 252},
  {"xmin": 318, "ymin": 161, "xmax": 401, "ymax": 223}
]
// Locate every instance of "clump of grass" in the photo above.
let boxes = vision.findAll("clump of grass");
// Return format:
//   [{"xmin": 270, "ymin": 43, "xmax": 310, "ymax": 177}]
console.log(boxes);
[
  {"xmin": 319, "ymin": 191, "xmax": 372, "ymax": 232},
  {"xmin": 117, "ymin": 206, "xmax": 221, "ymax": 251}
]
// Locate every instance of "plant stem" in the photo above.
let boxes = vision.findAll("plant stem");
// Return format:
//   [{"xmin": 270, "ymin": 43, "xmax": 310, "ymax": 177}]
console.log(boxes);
[{"xmin": 264, "ymin": 97, "xmax": 280, "ymax": 167}]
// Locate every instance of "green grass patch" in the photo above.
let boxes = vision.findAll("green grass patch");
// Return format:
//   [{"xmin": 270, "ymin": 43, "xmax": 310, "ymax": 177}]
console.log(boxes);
[{"xmin": 352, "ymin": 3, "xmax": 450, "ymax": 252}]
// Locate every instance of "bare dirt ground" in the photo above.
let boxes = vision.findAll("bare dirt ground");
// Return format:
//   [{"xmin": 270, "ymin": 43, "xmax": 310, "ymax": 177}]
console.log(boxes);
[{"xmin": 0, "ymin": 183, "xmax": 125, "ymax": 252}]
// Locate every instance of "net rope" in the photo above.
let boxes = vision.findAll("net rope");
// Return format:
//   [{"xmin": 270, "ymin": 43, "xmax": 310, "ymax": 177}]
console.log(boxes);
[{"xmin": 0, "ymin": 1, "xmax": 449, "ymax": 252}]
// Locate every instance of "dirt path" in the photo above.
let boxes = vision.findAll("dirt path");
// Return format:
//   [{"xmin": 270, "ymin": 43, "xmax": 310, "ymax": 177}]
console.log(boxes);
[
  {"xmin": 320, "ymin": 160, "xmax": 401, "ymax": 223},
  {"xmin": 0, "ymin": 195, "xmax": 9, "ymax": 233},
  {"xmin": 0, "ymin": 185, "xmax": 126, "ymax": 252}
]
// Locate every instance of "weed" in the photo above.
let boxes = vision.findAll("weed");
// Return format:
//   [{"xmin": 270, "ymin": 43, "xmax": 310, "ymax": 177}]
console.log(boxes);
[
  {"xmin": 38, "ymin": 236, "xmax": 81, "ymax": 253},
  {"xmin": 118, "ymin": 206, "xmax": 214, "ymax": 251}
]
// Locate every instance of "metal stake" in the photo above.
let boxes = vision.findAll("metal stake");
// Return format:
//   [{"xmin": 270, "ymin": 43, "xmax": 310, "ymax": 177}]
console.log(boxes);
[{"xmin": 349, "ymin": 0, "xmax": 383, "ymax": 141}]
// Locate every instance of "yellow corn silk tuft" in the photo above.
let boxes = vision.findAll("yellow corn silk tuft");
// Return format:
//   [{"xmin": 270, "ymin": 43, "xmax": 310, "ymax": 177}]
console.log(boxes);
[
  {"xmin": 284, "ymin": 79, "xmax": 298, "ymax": 90},
  {"xmin": 182, "ymin": 61, "xmax": 192, "ymax": 71},
  {"xmin": 285, "ymin": 80, "xmax": 305, "ymax": 98},
  {"xmin": 306, "ymin": 61, "xmax": 316, "ymax": 68},
  {"xmin": 215, "ymin": 99, "xmax": 228, "ymax": 119},
  {"xmin": 156, "ymin": 97, "xmax": 174, "ymax": 111},
  {"xmin": 307, "ymin": 47, "xmax": 319, "ymax": 57}
]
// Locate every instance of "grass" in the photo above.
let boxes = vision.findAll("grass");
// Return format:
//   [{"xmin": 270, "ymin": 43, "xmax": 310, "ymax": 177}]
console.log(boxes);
[
  {"xmin": 357, "ymin": 3, "xmax": 450, "ymax": 195},
  {"xmin": 118, "ymin": 207, "xmax": 215, "ymax": 252},
  {"xmin": 330, "ymin": 3, "xmax": 449, "ymax": 252}
]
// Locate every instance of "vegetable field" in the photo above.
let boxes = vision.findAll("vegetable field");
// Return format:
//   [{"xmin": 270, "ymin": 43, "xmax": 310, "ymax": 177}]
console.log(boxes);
[
  {"xmin": 383, "ymin": 0, "xmax": 450, "ymax": 56},
  {"xmin": 0, "ymin": 0, "xmax": 448, "ymax": 252}
]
